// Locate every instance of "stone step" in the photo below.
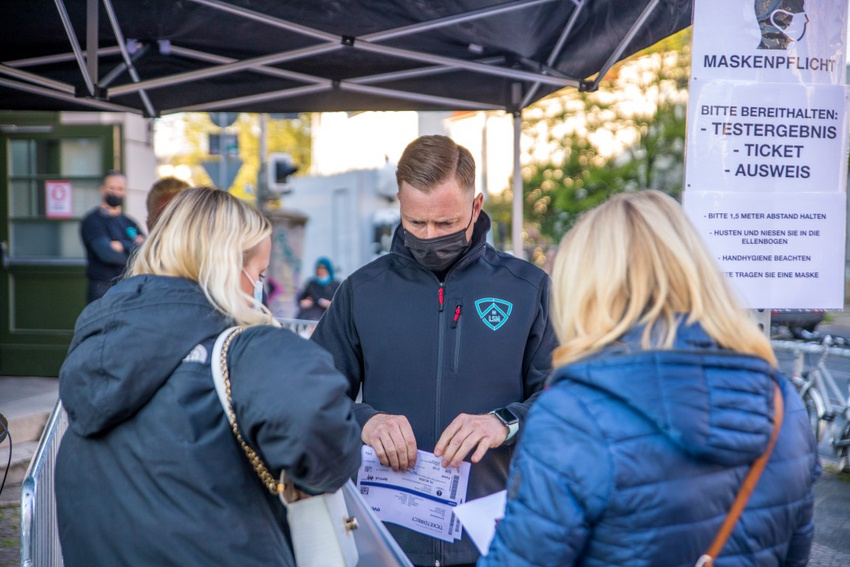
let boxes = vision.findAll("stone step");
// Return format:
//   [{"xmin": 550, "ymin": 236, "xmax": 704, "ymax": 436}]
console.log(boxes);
[
  {"xmin": 0, "ymin": 377, "xmax": 59, "ymax": 445},
  {"xmin": 0, "ymin": 440, "xmax": 39, "ymax": 492},
  {"xmin": 4, "ymin": 398, "xmax": 54, "ymax": 445}
]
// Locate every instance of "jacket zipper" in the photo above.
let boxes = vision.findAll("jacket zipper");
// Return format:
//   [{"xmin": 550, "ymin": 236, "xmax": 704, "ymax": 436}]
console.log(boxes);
[
  {"xmin": 435, "ymin": 284, "xmax": 447, "ymax": 567},
  {"xmin": 452, "ymin": 303, "xmax": 462, "ymax": 372},
  {"xmin": 451, "ymin": 304, "xmax": 461, "ymax": 328}
]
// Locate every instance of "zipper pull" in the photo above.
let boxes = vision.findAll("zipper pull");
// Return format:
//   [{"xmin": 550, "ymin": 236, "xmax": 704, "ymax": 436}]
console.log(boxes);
[
  {"xmin": 438, "ymin": 283, "xmax": 445, "ymax": 312},
  {"xmin": 451, "ymin": 305, "xmax": 461, "ymax": 329}
]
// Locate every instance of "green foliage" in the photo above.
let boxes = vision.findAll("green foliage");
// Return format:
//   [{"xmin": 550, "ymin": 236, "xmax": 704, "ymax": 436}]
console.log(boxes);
[{"xmin": 490, "ymin": 28, "xmax": 693, "ymax": 251}]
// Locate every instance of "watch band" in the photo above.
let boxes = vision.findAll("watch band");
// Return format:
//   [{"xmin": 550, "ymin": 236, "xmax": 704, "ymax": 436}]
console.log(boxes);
[{"xmin": 489, "ymin": 409, "xmax": 519, "ymax": 441}]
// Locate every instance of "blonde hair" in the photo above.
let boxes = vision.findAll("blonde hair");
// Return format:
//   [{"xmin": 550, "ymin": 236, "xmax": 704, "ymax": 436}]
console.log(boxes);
[
  {"xmin": 128, "ymin": 187, "xmax": 279, "ymax": 328},
  {"xmin": 550, "ymin": 190, "xmax": 775, "ymax": 367}
]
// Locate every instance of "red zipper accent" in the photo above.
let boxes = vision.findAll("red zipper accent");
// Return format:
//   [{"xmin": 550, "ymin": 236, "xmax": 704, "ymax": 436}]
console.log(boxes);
[
  {"xmin": 438, "ymin": 285, "xmax": 444, "ymax": 312},
  {"xmin": 451, "ymin": 305, "xmax": 461, "ymax": 329}
]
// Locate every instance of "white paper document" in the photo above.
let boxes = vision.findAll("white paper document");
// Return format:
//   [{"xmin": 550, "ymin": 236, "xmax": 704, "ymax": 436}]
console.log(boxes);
[
  {"xmin": 452, "ymin": 490, "xmax": 507, "ymax": 556},
  {"xmin": 356, "ymin": 446, "xmax": 470, "ymax": 542}
]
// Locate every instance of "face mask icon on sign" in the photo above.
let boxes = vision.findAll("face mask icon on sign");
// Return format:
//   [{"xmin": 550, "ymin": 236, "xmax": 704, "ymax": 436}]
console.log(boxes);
[
  {"xmin": 754, "ymin": 0, "xmax": 807, "ymax": 50},
  {"xmin": 771, "ymin": 9, "xmax": 808, "ymax": 41}
]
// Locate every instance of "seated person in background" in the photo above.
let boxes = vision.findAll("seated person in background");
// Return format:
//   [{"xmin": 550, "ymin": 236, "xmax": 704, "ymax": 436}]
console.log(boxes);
[{"xmin": 297, "ymin": 257, "xmax": 340, "ymax": 320}]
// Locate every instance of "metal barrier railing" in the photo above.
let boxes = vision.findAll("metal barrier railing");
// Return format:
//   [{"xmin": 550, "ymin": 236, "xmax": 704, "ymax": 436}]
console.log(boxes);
[
  {"xmin": 20, "ymin": 399, "xmax": 67, "ymax": 567},
  {"xmin": 277, "ymin": 317, "xmax": 319, "ymax": 337},
  {"xmin": 771, "ymin": 339, "xmax": 850, "ymax": 359},
  {"xmin": 19, "ymin": 318, "xmax": 318, "ymax": 566}
]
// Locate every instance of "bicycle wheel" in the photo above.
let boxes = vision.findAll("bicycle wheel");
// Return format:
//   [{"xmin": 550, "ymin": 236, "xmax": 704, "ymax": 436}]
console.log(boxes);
[
  {"xmin": 837, "ymin": 422, "xmax": 850, "ymax": 474},
  {"xmin": 800, "ymin": 384, "xmax": 827, "ymax": 443}
]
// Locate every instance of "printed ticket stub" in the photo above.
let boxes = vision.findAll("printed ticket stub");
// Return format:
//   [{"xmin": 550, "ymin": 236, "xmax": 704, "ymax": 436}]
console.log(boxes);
[{"xmin": 356, "ymin": 446, "xmax": 470, "ymax": 542}]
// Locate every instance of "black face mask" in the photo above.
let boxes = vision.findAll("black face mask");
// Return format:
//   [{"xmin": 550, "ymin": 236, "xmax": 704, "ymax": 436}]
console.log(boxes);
[
  {"xmin": 104, "ymin": 194, "xmax": 124, "ymax": 208},
  {"xmin": 404, "ymin": 209, "xmax": 474, "ymax": 273}
]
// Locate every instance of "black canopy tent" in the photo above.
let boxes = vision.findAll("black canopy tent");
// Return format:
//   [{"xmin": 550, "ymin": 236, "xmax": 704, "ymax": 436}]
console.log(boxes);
[{"xmin": 0, "ymin": 0, "xmax": 692, "ymax": 255}]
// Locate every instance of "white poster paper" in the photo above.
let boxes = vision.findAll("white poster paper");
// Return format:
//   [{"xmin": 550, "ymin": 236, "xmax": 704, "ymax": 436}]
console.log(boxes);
[
  {"xmin": 453, "ymin": 490, "xmax": 507, "ymax": 556},
  {"xmin": 691, "ymin": 0, "xmax": 846, "ymax": 85},
  {"xmin": 685, "ymin": 82, "xmax": 848, "ymax": 193},
  {"xmin": 686, "ymin": 0, "xmax": 849, "ymax": 310},
  {"xmin": 684, "ymin": 190, "xmax": 846, "ymax": 308}
]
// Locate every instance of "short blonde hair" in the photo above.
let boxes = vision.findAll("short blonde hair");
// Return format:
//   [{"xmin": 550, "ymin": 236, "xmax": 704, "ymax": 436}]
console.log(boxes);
[
  {"xmin": 396, "ymin": 135, "xmax": 475, "ymax": 195},
  {"xmin": 550, "ymin": 190, "xmax": 775, "ymax": 367},
  {"xmin": 129, "ymin": 187, "xmax": 278, "ymax": 327}
]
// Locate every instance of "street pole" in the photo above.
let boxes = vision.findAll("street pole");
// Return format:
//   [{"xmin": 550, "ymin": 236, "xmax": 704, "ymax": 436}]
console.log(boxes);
[
  {"xmin": 218, "ymin": 112, "xmax": 226, "ymax": 190},
  {"xmin": 512, "ymin": 110, "xmax": 523, "ymax": 258},
  {"xmin": 258, "ymin": 113, "xmax": 268, "ymax": 209}
]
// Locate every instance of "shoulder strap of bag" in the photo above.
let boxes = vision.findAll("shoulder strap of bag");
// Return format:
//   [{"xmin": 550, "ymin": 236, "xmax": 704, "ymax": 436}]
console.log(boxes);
[
  {"xmin": 695, "ymin": 383, "xmax": 785, "ymax": 567},
  {"xmin": 211, "ymin": 325, "xmax": 283, "ymax": 496}
]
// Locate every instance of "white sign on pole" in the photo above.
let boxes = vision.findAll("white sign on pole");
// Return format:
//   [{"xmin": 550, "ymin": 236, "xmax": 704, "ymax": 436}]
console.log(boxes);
[
  {"xmin": 686, "ymin": 191, "xmax": 845, "ymax": 308},
  {"xmin": 45, "ymin": 180, "xmax": 73, "ymax": 219},
  {"xmin": 684, "ymin": 0, "xmax": 849, "ymax": 309},
  {"xmin": 690, "ymin": 0, "xmax": 846, "ymax": 85},
  {"xmin": 686, "ymin": 82, "xmax": 847, "ymax": 194}
]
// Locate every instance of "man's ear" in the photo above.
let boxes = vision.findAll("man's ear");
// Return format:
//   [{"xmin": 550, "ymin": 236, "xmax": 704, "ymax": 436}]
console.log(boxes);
[{"xmin": 473, "ymin": 192, "xmax": 484, "ymax": 217}]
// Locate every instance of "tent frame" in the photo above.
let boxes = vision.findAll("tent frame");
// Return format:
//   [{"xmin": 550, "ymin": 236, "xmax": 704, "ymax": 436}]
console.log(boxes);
[{"xmin": 2, "ymin": 0, "xmax": 668, "ymax": 257}]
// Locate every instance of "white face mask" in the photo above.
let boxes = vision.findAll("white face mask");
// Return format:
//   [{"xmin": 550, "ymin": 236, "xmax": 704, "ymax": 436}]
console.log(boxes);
[
  {"xmin": 771, "ymin": 9, "xmax": 808, "ymax": 42},
  {"xmin": 242, "ymin": 269, "xmax": 264, "ymax": 306}
]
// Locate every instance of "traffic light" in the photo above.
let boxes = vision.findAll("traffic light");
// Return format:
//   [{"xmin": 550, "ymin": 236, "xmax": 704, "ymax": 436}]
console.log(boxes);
[{"xmin": 267, "ymin": 152, "xmax": 299, "ymax": 194}]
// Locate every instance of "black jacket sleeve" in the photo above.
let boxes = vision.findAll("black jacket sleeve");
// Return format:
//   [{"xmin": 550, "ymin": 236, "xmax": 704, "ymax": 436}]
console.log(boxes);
[
  {"xmin": 310, "ymin": 278, "xmax": 381, "ymax": 428},
  {"xmin": 503, "ymin": 273, "xmax": 559, "ymax": 444},
  {"xmin": 81, "ymin": 214, "xmax": 131, "ymax": 266},
  {"xmin": 227, "ymin": 325, "xmax": 362, "ymax": 495}
]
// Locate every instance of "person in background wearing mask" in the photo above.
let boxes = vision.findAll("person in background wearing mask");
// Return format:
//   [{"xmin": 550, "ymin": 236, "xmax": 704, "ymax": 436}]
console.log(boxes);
[
  {"xmin": 145, "ymin": 176, "xmax": 191, "ymax": 231},
  {"xmin": 312, "ymin": 135, "xmax": 558, "ymax": 567},
  {"xmin": 296, "ymin": 257, "xmax": 340, "ymax": 320},
  {"xmin": 80, "ymin": 170, "xmax": 145, "ymax": 303}
]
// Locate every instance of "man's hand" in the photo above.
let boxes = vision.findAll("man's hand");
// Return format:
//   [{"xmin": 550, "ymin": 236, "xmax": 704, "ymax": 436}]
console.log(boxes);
[
  {"xmin": 109, "ymin": 240, "xmax": 123, "ymax": 253},
  {"xmin": 299, "ymin": 298, "xmax": 314, "ymax": 308},
  {"xmin": 362, "ymin": 413, "xmax": 418, "ymax": 472},
  {"xmin": 434, "ymin": 413, "xmax": 508, "ymax": 469},
  {"xmin": 133, "ymin": 234, "xmax": 146, "ymax": 245}
]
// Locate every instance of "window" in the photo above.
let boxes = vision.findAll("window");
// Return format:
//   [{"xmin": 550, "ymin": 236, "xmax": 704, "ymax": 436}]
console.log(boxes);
[{"xmin": 8, "ymin": 138, "xmax": 104, "ymax": 259}]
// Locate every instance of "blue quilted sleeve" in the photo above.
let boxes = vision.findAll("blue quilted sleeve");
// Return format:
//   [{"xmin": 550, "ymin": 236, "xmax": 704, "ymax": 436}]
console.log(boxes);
[{"xmin": 479, "ymin": 384, "xmax": 613, "ymax": 566}]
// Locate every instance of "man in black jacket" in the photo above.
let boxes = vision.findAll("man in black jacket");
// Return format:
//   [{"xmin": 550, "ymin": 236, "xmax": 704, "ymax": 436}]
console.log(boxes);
[
  {"xmin": 79, "ymin": 170, "xmax": 145, "ymax": 303},
  {"xmin": 312, "ymin": 135, "xmax": 558, "ymax": 567}
]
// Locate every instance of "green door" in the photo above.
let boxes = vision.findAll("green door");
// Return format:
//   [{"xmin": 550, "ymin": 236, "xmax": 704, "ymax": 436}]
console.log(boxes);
[{"xmin": 1, "ymin": 122, "xmax": 119, "ymax": 376}]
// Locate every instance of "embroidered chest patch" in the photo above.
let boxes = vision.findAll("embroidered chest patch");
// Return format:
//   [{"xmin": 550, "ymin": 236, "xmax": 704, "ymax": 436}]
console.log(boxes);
[{"xmin": 475, "ymin": 298, "xmax": 513, "ymax": 331}]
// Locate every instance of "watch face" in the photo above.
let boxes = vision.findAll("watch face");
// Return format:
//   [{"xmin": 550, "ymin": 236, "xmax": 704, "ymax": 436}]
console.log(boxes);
[{"xmin": 493, "ymin": 407, "xmax": 519, "ymax": 425}]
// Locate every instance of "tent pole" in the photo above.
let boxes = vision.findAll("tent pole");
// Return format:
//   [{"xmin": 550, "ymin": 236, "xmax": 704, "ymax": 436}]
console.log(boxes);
[
  {"xmin": 86, "ymin": 0, "xmax": 98, "ymax": 86},
  {"xmin": 102, "ymin": 0, "xmax": 156, "ymax": 117},
  {"xmin": 512, "ymin": 110, "xmax": 523, "ymax": 258},
  {"xmin": 586, "ymin": 0, "xmax": 660, "ymax": 92},
  {"xmin": 0, "ymin": 77, "xmax": 141, "ymax": 113},
  {"xmin": 54, "ymin": 0, "xmax": 96, "ymax": 95}
]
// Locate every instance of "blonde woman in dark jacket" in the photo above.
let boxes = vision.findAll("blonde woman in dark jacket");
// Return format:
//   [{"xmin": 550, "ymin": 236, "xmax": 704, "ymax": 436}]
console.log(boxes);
[
  {"xmin": 56, "ymin": 188, "xmax": 361, "ymax": 566},
  {"xmin": 481, "ymin": 190, "xmax": 819, "ymax": 567}
]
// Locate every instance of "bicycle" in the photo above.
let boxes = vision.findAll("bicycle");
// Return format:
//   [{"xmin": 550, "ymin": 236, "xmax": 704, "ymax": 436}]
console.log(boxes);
[{"xmin": 783, "ymin": 334, "xmax": 850, "ymax": 473}]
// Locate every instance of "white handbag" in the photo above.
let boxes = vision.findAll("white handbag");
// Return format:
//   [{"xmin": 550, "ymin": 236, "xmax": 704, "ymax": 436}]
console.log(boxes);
[{"xmin": 211, "ymin": 326, "xmax": 359, "ymax": 567}]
